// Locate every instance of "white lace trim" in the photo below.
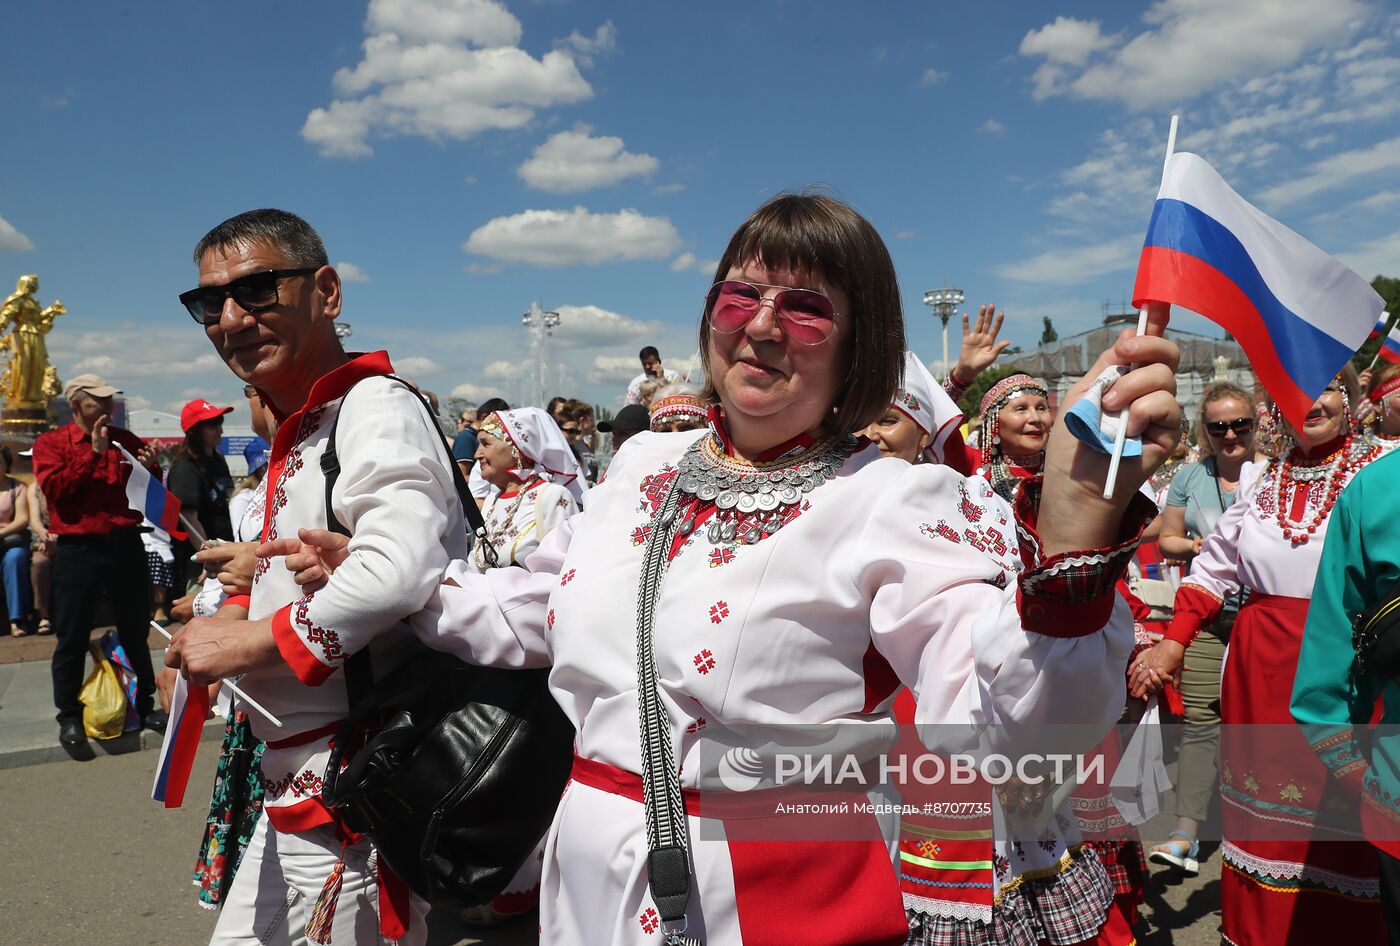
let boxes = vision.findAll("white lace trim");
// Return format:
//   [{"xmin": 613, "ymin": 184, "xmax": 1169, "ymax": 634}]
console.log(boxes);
[
  {"xmin": 1221, "ymin": 841, "xmax": 1379, "ymax": 897},
  {"xmin": 902, "ymin": 893, "xmax": 993, "ymax": 925}
]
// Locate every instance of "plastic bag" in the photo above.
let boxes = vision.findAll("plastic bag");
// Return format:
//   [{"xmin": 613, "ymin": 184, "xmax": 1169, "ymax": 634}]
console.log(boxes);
[{"xmin": 81, "ymin": 643, "xmax": 128, "ymax": 740}]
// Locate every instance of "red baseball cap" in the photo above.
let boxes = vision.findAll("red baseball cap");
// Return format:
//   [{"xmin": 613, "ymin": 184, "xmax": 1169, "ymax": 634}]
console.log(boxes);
[{"xmin": 180, "ymin": 399, "xmax": 233, "ymax": 433}]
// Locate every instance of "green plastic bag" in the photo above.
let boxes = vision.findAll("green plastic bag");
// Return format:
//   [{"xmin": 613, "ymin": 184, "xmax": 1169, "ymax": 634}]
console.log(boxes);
[{"xmin": 81, "ymin": 643, "xmax": 128, "ymax": 740}]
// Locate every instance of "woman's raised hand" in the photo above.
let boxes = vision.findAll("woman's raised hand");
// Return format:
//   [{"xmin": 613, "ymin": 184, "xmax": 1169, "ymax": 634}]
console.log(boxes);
[{"xmin": 953, "ymin": 304, "xmax": 1010, "ymax": 383}]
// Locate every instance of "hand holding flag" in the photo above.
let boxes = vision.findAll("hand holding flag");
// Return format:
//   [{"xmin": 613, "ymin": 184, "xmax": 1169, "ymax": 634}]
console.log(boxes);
[
  {"xmin": 114, "ymin": 442, "xmax": 193, "ymax": 543},
  {"xmin": 1132, "ymin": 151, "xmax": 1385, "ymax": 432}
]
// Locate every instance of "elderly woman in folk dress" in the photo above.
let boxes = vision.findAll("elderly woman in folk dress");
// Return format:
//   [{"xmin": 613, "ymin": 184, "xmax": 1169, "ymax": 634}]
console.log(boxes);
[
  {"xmin": 264, "ymin": 194, "xmax": 1181, "ymax": 945},
  {"xmin": 471, "ymin": 407, "xmax": 587, "ymax": 571},
  {"xmin": 1134, "ymin": 369, "xmax": 1385, "ymax": 945}
]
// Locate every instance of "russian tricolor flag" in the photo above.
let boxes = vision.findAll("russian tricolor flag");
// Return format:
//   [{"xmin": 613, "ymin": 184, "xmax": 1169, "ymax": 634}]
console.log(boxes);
[
  {"xmin": 151, "ymin": 672, "xmax": 209, "ymax": 808},
  {"xmin": 1133, "ymin": 152, "xmax": 1385, "ymax": 431},
  {"xmin": 1380, "ymin": 326, "xmax": 1400, "ymax": 367},
  {"xmin": 115, "ymin": 442, "xmax": 187, "ymax": 541},
  {"xmin": 1369, "ymin": 314, "xmax": 1391, "ymax": 342}
]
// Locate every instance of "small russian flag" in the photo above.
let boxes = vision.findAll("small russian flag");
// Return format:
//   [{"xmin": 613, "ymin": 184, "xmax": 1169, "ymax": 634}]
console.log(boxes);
[
  {"xmin": 1133, "ymin": 152, "xmax": 1385, "ymax": 431},
  {"xmin": 151, "ymin": 672, "xmax": 209, "ymax": 808},
  {"xmin": 115, "ymin": 443, "xmax": 187, "ymax": 541},
  {"xmin": 1379, "ymin": 327, "xmax": 1400, "ymax": 366},
  {"xmin": 1369, "ymin": 313, "xmax": 1392, "ymax": 342}
]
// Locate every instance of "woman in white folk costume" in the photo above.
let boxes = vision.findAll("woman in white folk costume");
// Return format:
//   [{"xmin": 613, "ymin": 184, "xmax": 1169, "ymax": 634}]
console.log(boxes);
[
  {"xmin": 1363, "ymin": 363, "xmax": 1400, "ymax": 455},
  {"xmin": 1134, "ymin": 369, "xmax": 1385, "ymax": 944},
  {"xmin": 463, "ymin": 406, "xmax": 585, "ymax": 925},
  {"xmin": 865, "ymin": 351, "xmax": 973, "ymax": 473},
  {"xmin": 282, "ymin": 194, "xmax": 1180, "ymax": 945},
  {"xmin": 471, "ymin": 407, "xmax": 586, "ymax": 571}
]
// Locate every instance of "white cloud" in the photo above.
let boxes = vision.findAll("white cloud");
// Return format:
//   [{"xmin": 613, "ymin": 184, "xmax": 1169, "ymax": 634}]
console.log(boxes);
[
  {"xmin": 652, "ymin": 183, "xmax": 686, "ymax": 196},
  {"xmin": 1020, "ymin": 16, "xmax": 1115, "ymax": 66},
  {"xmin": 976, "ymin": 119, "xmax": 1006, "ymax": 135},
  {"xmin": 394, "ymin": 355, "xmax": 443, "ymax": 376},
  {"xmin": 552, "ymin": 304, "xmax": 663, "ymax": 348},
  {"xmin": 463, "ymin": 206, "xmax": 682, "ymax": 266},
  {"xmin": 1019, "ymin": 0, "xmax": 1366, "ymax": 109},
  {"xmin": 920, "ymin": 68, "xmax": 948, "ymax": 87},
  {"xmin": 450, "ymin": 381, "xmax": 502, "ymax": 403},
  {"xmin": 991, "ymin": 235, "xmax": 1140, "ymax": 286},
  {"xmin": 124, "ymin": 395, "xmax": 152, "ymax": 411},
  {"xmin": 302, "ymin": 0, "xmax": 594, "ymax": 158},
  {"xmin": 587, "ymin": 354, "xmax": 642, "ymax": 384},
  {"xmin": 1341, "ymin": 230, "xmax": 1400, "ymax": 282},
  {"xmin": 337, "ymin": 261, "xmax": 370, "ymax": 282},
  {"xmin": 669, "ymin": 253, "xmax": 719, "ymax": 274},
  {"xmin": 482, "ymin": 359, "xmax": 524, "ymax": 382},
  {"xmin": 555, "ymin": 21, "xmax": 616, "ymax": 66},
  {"xmin": 894, "ymin": 230, "xmax": 918, "ymax": 240},
  {"xmin": 1258, "ymin": 136, "xmax": 1400, "ymax": 208},
  {"xmin": 0, "ymin": 215, "xmax": 34, "ymax": 252},
  {"xmin": 517, "ymin": 124, "xmax": 659, "ymax": 193}
]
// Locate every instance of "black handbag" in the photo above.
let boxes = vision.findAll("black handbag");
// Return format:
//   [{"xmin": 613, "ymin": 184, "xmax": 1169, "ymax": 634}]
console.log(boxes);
[
  {"xmin": 1352, "ymin": 573, "xmax": 1400, "ymax": 685},
  {"xmin": 317, "ymin": 377, "xmax": 575, "ymax": 905}
]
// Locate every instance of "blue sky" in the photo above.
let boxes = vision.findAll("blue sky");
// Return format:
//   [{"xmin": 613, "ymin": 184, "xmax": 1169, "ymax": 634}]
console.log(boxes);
[{"xmin": 3, "ymin": 0, "xmax": 1398, "ymax": 423}]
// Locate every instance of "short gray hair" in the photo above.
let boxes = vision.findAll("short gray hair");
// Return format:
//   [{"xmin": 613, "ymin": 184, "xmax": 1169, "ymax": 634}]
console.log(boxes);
[{"xmin": 192, "ymin": 209, "xmax": 328, "ymax": 268}]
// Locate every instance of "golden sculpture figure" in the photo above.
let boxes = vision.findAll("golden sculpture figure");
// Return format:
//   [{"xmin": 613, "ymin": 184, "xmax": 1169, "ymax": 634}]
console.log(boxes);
[{"xmin": 0, "ymin": 274, "xmax": 64, "ymax": 408}]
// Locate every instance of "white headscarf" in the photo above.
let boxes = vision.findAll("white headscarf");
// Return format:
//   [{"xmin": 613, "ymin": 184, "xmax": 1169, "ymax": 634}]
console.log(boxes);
[
  {"xmin": 893, "ymin": 351, "xmax": 966, "ymax": 465},
  {"xmin": 490, "ymin": 407, "xmax": 589, "ymax": 509}
]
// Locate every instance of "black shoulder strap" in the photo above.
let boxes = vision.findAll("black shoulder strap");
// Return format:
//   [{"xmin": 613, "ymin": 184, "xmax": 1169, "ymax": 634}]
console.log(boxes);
[{"xmin": 317, "ymin": 374, "xmax": 488, "ymax": 702}]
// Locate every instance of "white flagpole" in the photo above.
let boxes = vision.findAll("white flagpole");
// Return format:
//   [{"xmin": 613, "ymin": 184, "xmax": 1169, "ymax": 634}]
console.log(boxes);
[
  {"xmin": 1367, "ymin": 311, "xmax": 1393, "ymax": 372},
  {"xmin": 151, "ymin": 621, "xmax": 284, "ymax": 728},
  {"xmin": 1103, "ymin": 114, "xmax": 1179, "ymax": 500}
]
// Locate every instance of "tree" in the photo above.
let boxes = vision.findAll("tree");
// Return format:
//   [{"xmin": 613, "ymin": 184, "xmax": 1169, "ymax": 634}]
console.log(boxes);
[
  {"xmin": 1039, "ymin": 317, "xmax": 1059, "ymax": 345},
  {"xmin": 1350, "ymin": 275, "xmax": 1400, "ymax": 373}
]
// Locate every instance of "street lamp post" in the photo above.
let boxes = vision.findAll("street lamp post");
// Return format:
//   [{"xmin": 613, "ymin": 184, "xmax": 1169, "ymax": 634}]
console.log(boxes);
[
  {"xmin": 522, "ymin": 301, "xmax": 561, "ymax": 407},
  {"xmin": 922, "ymin": 287, "xmax": 964, "ymax": 380}
]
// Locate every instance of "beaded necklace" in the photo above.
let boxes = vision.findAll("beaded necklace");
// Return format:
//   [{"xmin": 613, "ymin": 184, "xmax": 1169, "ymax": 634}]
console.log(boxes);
[{"xmin": 1269, "ymin": 435, "xmax": 1375, "ymax": 546}]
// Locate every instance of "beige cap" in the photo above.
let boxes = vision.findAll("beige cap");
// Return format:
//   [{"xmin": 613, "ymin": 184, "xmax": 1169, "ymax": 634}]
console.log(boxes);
[{"xmin": 63, "ymin": 373, "xmax": 121, "ymax": 401}]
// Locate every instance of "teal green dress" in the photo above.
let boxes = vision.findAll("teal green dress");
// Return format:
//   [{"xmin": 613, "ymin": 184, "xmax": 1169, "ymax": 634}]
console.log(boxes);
[{"xmin": 1292, "ymin": 451, "xmax": 1400, "ymax": 858}]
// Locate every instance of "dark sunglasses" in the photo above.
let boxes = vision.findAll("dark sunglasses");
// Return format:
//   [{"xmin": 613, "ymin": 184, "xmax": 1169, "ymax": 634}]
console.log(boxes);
[
  {"xmin": 179, "ymin": 268, "xmax": 317, "ymax": 325},
  {"xmin": 704, "ymin": 279, "xmax": 839, "ymax": 345},
  {"xmin": 1205, "ymin": 418, "xmax": 1255, "ymax": 436}
]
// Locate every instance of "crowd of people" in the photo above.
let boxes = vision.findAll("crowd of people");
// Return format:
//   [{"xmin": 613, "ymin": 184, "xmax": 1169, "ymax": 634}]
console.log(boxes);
[{"xmin": 25, "ymin": 198, "xmax": 1400, "ymax": 946}]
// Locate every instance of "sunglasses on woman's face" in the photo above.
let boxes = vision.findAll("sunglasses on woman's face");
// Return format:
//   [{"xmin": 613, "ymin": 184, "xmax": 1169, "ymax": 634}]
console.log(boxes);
[
  {"xmin": 1205, "ymin": 418, "xmax": 1255, "ymax": 436},
  {"xmin": 704, "ymin": 280, "xmax": 839, "ymax": 345},
  {"xmin": 180, "ymin": 268, "xmax": 317, "ymax": 325}
]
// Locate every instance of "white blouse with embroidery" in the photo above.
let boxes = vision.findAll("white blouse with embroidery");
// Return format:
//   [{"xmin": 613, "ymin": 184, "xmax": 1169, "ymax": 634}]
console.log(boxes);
[
  {"xmin": 410, "ymin": 428, "xmax": 1135, "ymax": 944},
  {"xmin": 472, "ymin": 478, "xmax": 579, "ymax": 571}
]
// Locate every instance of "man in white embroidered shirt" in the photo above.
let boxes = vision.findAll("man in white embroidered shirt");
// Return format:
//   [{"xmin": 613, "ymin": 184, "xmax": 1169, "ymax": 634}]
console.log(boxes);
[{"xmin": 167, "ymin": 209, "xmax": 465, "ymax": 945}]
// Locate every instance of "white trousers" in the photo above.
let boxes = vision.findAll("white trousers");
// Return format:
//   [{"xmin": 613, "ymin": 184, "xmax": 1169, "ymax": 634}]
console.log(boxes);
[{"xmin": 209, "ymin": 818, "xmax": 427, "ymax": 946}]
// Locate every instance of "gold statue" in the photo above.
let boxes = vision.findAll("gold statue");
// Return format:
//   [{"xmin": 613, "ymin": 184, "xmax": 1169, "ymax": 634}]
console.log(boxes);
[{"xmin": 0, "ymin": 274, "xmax": 64, "ymax": 407}]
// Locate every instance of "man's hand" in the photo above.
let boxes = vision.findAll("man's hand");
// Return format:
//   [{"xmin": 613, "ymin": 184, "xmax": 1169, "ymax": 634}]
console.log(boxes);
[
  {"xmin": 195, "ymin": 541, "xmax": 259, "ymax": 595},
  {"xmin": 91, "ymin": 414, "xmax": 112, "ymax": 454},
  {"xmin": 164, "ymin": 615, "xmax": 280, "ymax": 686},
  {"xmin": 952, "ymin": 304, "xmax": 1011, "ymax": 385},
  {"xmin": 259, "ymin": 528, "xmax": 351, "ymax": 590}
]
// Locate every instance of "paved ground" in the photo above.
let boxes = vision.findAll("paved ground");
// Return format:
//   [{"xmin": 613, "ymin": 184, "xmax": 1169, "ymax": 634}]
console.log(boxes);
[{"xmin": 0, "ymin": 635, "xmax": 1220, "ymax": 944}]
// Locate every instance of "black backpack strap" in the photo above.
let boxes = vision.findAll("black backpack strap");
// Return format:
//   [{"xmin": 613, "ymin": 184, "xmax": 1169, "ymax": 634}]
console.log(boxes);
[{"xmin": 318, "ymin": 374, "xmax": 487, "ymax": 706}]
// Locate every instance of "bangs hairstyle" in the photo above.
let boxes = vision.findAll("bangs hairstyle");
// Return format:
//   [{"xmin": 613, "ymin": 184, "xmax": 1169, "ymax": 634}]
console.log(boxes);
[{"xmin": 698, "ymin": 192, "xmax": 905, "ymax": 436}]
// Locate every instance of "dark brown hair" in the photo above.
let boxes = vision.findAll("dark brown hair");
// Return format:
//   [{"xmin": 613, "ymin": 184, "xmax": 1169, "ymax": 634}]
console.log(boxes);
[
  {"xmin": 0, "ymin": 444, "xmax": 12, "ymax": 472},
  {"xmin": 699, "ymin": 192, "xmax": 905, "ymax": 436}
]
